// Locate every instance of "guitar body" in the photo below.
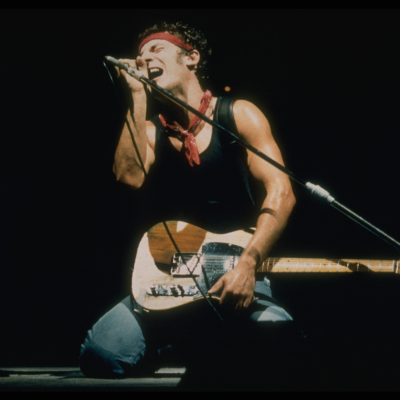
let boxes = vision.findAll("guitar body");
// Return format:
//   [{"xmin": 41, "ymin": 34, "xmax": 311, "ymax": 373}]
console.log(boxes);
[
  {"xmin": 132, "ymin": 221, "xmax": 399, "ymax": 312},
  {"xmin": 132, "ymin": 221, "xmax": 253, "ymax": 311}
]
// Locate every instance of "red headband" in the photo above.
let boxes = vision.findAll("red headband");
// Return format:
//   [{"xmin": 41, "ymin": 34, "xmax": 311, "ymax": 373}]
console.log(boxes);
[{"xmin": 139, "ymin": 32, "xmax": 193, "ymax": 53}]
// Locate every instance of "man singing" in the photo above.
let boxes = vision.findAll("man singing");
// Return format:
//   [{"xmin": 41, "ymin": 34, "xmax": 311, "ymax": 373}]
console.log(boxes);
[{"xmin": 80, "ymin": 22, "xmax": 297, "ymax": 386}]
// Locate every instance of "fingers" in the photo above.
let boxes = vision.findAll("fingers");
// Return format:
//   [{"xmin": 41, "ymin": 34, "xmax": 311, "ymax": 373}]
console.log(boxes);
[
  {"xmin": 113, "ymin": 59, "xmax": 131, "ymax": 78},
  {"xmin": 234, "ymin": 294, "xmax": 251, "ymax": 310},
  {"xmin": 208, "ymin": 277, "xmax": 238, "ymax": 306},
  {"xmin": 118, "ymin": 57, "xmax": 147, "ymax": 74},
  {"xmin": 208, "ymin": 273, "xmax": 254, "ymax": 311},
  {"xmin": 222, "ymin": 288, "xmax": 252, "ymax": 311},
  {"xmin": 219, "ymin": 284, "xmax": 243, "ymax": 308},
  {"xmin": 136, "ymin": 56, "xmax": 147, "ymax": 70},
  {"xmin": 115, "ymin": 58, "xmax": 147, "ymax": 93},
  {"xmin": 207, "ymin": 278, "xmax": 223, "ymax": 294},
  {"xmin": 242, "ymin": 295, "xmax": 254, "ymax": 309},
  {"xmin": 117, "ymin": 58, "xmax": 138, "ymax": 78}
]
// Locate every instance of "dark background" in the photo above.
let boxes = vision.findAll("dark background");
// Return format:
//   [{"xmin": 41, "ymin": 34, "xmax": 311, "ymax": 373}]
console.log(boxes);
[{"xmin": 2, "ymin": 9, "xmax": 400, "ymax": 389}]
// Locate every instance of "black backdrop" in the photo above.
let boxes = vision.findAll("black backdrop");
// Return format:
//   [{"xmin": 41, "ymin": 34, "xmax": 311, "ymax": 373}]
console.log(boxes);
[{"xmin": 2, "ymin": 9, "xmax": 400, "ymax": 389}]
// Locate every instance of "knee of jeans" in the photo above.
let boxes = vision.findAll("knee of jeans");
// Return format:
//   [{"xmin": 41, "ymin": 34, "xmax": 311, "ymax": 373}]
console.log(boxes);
[
  {"xmin": 79, "ymin": 338, "xmax": 145, "ymax": 379},
  {"xmin": 251, "ymin": 305, "xmax": 293, "ymax": 322}
]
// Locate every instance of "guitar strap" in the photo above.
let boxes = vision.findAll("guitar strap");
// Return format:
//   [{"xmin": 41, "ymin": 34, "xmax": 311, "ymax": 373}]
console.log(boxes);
[{"xmin": 214, "ymin": 96, "xmax": 255, "ymax": 207}]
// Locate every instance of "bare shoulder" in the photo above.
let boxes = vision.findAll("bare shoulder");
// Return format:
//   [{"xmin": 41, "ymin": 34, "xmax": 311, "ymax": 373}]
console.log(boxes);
[
  {"xmin": 146, "ymin": 120, "xmax": 156, "ymax": 151},
  {"xmin": 232, "ymin": 100, "xmax": 273, "ymax": 142},
  {"xmin": 232, "ymin": 100, "xmax": 287, "ymax": 182}
]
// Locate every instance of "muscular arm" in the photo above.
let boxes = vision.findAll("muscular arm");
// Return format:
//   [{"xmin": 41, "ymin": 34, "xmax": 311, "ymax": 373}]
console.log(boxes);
[
  {"xmin": 235, "ymin": 100, "xmax": 296, "ymax": 267},
  {"xmin": 208, "ymin": 100, "xmax": 296, "ymax": 309},
  {"xmin": 113, "ymin": 58, "xmax": 155, "ymax": 188}
]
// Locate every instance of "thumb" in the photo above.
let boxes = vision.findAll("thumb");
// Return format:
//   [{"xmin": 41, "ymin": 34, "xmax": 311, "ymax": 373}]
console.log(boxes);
[
  {"xmin": 136, "ymin": 56, "xmax": 147, "ymax": 70},
  {"xmin": 208, "ymin": 277, "xmax": 224, "ymax": 294}
]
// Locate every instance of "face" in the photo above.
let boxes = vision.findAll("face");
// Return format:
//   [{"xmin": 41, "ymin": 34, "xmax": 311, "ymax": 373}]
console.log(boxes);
[{"xmin": 139, "ymin": 39, "xmax": 192, "ymax": 96}]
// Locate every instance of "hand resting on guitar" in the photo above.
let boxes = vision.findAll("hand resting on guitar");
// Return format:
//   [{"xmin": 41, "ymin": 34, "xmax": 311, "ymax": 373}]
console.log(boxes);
[{"xmin": 207, "ymin": 257, "xmax": 256, "ymax": 311}]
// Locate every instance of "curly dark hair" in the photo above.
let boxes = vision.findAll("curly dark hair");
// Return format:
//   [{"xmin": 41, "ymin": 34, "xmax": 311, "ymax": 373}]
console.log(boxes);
[{"xmin": 138, "ymin": 22, "xmax": 212, "ymax": 90}]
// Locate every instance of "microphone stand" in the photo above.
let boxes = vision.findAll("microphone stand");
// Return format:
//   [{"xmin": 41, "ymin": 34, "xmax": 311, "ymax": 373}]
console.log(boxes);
[{"xmin": 105, "ymin": 56, "xmax": 400, "ymax": 254}]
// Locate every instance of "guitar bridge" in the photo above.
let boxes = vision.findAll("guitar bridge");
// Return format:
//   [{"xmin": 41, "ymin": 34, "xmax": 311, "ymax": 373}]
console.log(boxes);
[{"xmin": 171, "ymin": 252, "xmax": 203, "ymax": 276}]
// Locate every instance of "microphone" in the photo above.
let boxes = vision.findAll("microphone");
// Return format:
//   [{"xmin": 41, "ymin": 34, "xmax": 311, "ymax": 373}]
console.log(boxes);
[{"xmin": 105, "ymin": 56, "xmax": 144, "ymax": 81}]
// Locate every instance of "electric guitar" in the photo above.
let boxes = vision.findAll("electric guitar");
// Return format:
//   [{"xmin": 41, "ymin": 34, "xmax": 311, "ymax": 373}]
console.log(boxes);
[{"xmin": 132, "ymin": 221, "xmax": 400, "ymax": 311}]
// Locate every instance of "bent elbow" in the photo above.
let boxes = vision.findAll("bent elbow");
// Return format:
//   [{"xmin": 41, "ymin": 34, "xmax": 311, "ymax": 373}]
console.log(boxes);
[
  {"xmin": 288, "ymin": 190, "xmax": 296, "ymax": 209},
  {"xmin": 284, "ymin": 189, "xmax": 296, "ymax": 213},
  {"xmin": 113, "ymin": 164, "xmax": 145, "ymax": 189},
  {"xmin": 275, "ymin": 187, "xmax": 296, "ymax": 215},
  {"xmin": 120, "ymin": 175, "xmax": 145, "ymax": 189}
]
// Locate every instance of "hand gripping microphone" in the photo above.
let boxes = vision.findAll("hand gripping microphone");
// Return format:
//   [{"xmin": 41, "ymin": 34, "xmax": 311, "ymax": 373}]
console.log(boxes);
[{"xmin": 105, "ymin": 56, "xmax": 145, "ymax": 81}]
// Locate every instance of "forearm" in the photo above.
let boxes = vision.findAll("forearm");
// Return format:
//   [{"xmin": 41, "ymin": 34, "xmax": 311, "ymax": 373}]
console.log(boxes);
[
  {"xmin": 113, "ymin": 91, "xmax": 149, "ymax": 188},
  {"xmin": 207, "ymin": 189, "xmax": 295, "ymax": 307},
  {"xmin": 240, "ymin": 187, "xmax": 296, "ymax": 271}
]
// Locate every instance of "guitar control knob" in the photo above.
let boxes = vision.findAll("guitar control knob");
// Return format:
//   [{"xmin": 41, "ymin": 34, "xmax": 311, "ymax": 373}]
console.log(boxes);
[
  {"xmin": 150, "ymin": 285, "xmax": 158, "ymax": 296},
  {"xmin": 177, "ymin": 284, "xmax": 185, "ymax": 296},
  {"xmin": 170, "ymin": 285, "xmax": 179, "ymax": 297}
]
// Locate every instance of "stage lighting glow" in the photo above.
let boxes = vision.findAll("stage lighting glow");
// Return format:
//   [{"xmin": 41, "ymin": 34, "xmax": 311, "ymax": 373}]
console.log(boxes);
[{"xmin": 224, "ymin": 86, "xmax": 231, "ymax": 92}]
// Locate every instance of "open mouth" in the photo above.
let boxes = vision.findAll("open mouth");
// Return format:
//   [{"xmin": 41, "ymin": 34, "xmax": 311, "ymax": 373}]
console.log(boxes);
[{"xmin": 148, "ymin": 67, "xmax": 164, "ymax": 81}]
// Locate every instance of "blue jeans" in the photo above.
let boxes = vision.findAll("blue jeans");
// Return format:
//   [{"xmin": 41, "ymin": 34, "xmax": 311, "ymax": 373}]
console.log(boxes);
[{"xmin": 79, "ymin": 277, "xmax": 294, "ymax": 379}]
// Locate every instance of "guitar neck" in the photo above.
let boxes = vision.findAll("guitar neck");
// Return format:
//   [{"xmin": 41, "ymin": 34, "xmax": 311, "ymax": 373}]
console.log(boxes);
[{"xmin": 258, "ymin": 258, "xmax": 400, "ymax": 274}]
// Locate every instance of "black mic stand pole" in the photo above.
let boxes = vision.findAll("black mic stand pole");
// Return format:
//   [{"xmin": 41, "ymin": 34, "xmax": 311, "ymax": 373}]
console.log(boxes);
[{"xmin": 105, "ymin": 56, "xmax": 400, "ymax": 254}]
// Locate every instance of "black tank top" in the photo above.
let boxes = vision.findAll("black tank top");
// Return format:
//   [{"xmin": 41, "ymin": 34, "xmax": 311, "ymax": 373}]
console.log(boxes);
[{"xmin": 139, "ymin": 97, "xmax": 263, "ymax": 233}]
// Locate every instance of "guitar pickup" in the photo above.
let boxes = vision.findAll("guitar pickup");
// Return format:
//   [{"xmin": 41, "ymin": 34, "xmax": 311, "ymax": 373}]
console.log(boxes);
[
  {"xmin": 171, "ymin": 253, "xmax": 203, "ymax": 276},
  {"xmin": 147, "ymin": 284, "xmax": 199, "ymax": 297}
]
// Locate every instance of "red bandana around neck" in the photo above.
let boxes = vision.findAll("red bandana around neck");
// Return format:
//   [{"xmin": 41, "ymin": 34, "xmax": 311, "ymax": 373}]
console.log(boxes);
[
  {"xmin": 159, "ymin": 90, "xmax": 212, "ymax": 166},
  {"xmin": 139, "ymin": 32, "xmax": 193, "ymax": 53}
]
